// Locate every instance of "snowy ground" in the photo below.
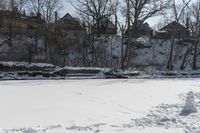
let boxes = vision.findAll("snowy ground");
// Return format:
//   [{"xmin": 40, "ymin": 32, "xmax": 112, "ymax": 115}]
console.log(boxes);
[{"xmin": 0, "ymin": 79, "xmax": 200, "ymax": 133}]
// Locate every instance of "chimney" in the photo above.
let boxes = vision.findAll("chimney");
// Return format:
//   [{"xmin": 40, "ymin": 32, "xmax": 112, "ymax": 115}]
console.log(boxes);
[{"xmin": 55, "ymin": 11, "xmax": 58, "ymax": 23}]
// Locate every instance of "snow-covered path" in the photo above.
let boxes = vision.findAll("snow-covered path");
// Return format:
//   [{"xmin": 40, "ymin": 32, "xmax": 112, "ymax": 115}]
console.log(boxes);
[{"xmin": 0, "ymin": 79, "xmax": 200, "ymax": 133}]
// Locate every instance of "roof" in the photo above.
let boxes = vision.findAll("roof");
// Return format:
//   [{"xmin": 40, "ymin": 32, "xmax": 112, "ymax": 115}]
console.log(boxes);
[
  {"xmin": 0, "ymin": 10, "xmax": 45, "ymax": 24},
  {"xmin": 92, "ymin": 16, "xmax": 116, "ymax": 30},
  {"xmin": 60, "ymin": 13, "xmax": 81, "ymax": 25},
  {"xmin": 61, "ymin": 13, "xmax": 74, "ymax": 20},
  {"xmin": 160, "ymin": 21, "xmax": 188, "ymax": 31},
  {"xmin": 100, "ymin": 17, "xmax": 115, "ymax": 27}
]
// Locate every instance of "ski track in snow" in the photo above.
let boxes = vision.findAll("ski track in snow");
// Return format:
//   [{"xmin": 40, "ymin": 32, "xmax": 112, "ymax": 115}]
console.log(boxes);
[
  {"xmin": 1, "ymin": 92, "xmax": 200, "ymax": 133},
  {"xmin": 121, "ymin": 92, "xmax": 200, "ymax": 133},
  {"xmin": 1, "ymin": 80, "xmax": 200, "ymax": 133}
]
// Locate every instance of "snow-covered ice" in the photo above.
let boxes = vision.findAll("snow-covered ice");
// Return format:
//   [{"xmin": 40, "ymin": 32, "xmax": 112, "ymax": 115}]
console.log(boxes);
[{"xmin": 0, "ymin": 79, "xmax": 200, "ymax": 133}]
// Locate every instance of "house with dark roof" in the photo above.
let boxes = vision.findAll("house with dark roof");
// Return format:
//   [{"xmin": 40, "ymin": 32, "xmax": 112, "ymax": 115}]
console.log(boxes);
[
  {"xmin": 0, "ymin": 9, "xmax": 46, "ymax": 35},
  {"xmin": 154, "ymin": 21, "xmax": 190, "ymax": 39},
  {"xmin": 51, "ymin": 13, "xmax": 84, "ymax": 49},
  {"xmin": 56, "ymin": 13, "xmax": 83, "ymax": 31},
  {"xmin": 92, "ymin": 16, "xmax": 117, "ymax": 36},
  {"xmin": 126, "ymin": 22, "xmax": 153, "ymax": 38}
]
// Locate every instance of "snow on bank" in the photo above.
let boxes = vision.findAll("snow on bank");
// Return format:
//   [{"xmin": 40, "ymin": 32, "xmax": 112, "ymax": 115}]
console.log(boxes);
[
  {"xmin": 0, "ymin": 61, "xmax": 55, "ymax": 68},
  {"xmin": 3, "ymin": 61, "xmax": 200, "ymax": 80},
  {"xmin": 0, "ymin": 79, "xmax": 200, "ymax": 132}
]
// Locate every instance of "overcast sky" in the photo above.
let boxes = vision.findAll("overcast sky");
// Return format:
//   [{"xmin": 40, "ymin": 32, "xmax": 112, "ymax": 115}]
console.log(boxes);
[
  {"xmin": 60, "ymin": 0, "xmax": 197, "ymax": 29},
  {"xmin": 61, "ymin": 0, "xmax": 75, "ymax": 16},
  {"xmin": 60, "ymin": 0, "xmax": 161, "ymax": 28}
]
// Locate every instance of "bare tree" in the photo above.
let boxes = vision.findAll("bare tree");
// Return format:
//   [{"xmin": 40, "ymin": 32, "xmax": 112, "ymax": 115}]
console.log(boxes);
[
  {"xmin": 28, "ymin": 0, "xmax": 45, "ymax": 15},
  {"xmin": 67, "ymin": 0, "xmax": 111, "ymax": 37},
  {"xmin": 0, "ymin": 0, "xmax": 27, "ymax": 12},
  {"xmin": 190, "ymin": 2, "xmax": 200, "ymax": 70},
  {"xmin": 172, "ymin": 0, "xmax": 192, "ymax": 23},
  {"xmin": 122, "ymin": 0, "xmax": 170, "ymax": 69},
  {"xmin": 0, "ymin": 0, "xmax": 21, "ymax": 47},
  {"xmin": 113, "ymin": 0, "xmax": 130, "ymax": 69},
  {"xmin": 42, "ymin": 0, "xmax": 62, "ymax": 24},
  {"xmin": 15, "ymin": 0, "xmax": 28, "ymax": 12},
  {"xmin": 0, "ymin": 0, "xmax": 7, "ymax": 10},
  {"xmin": 121, "ymin": 0, "xmax": 131, "ymax": 69},
  {"xmin": 167, "ymin": 0, "xmax": 192, "ymax": 70}
]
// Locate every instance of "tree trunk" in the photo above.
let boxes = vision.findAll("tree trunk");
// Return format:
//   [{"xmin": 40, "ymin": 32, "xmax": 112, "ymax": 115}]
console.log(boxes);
[
  {"xmin": 121, "ymin": 28, "xmax": 124, "ymax": 69},
  {"xmin": 28, "ymin": 46, "xmax": 32, "ymax": 64},
  {"xmin": 193, "ymin": 41, "xmax": 198, "ymax": 70},
  {"xmin": 167, "ymin": 37, "xmax": 175, "ymax": 70},
  {"xmin": 96, "ymin": 20, "xmax": 101, "ymax": 38},
  {"xmin": 63, "ymin": 54, "xmax": 66, "ymax": 67},
  {"xmin": 121, "ymin": 0, "xmax": 131, "ymax": 70},
  {"xmin": 180, "ymin": 45, "xmax": 193, "ymax": 70}
]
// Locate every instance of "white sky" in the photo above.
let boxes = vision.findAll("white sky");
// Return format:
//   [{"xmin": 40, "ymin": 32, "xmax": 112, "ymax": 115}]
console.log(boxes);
[
  {"xmin": 60, "ymin": 0, "xmax": 197, "ymax": 29},
  {"xmin": 61, "ymin": 0, "xmax": 160, "ymax": 28},
  {"xmin": 61, "ymin": 0, "xmax": 76, "ymax": 16}
]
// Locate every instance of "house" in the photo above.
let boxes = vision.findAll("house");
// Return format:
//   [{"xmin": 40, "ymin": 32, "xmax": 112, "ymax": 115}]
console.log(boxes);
[
  {"xmin": 55, "ymin": 13, "xmax": 83, "ymax": 31},
  {"xmin": 0, "ymin": 9, "xmax": 46, "ymax": 36},
  {"xmin": 154, "ymin": 21, "xmax": 190, "ymax": 39},
  {"xmin": 92, "ymin": 16, "xmax": 117, "ymax": 36},
  {"xmin": 53, "ymin": 13, "xmax": 84, "ymax": 41},
  {"xmin": 23, "ymin": 13, "xmax": 46, "ymax": 29},
  {"xmin": 125, "ymin": 21, "xmax": 153, "ymax": 38},
  {"xmin": 133, "ymin": 22, "xmax": 153, "ymax": 38},
  {"xmin": 137, "ymin": 22, "xmax": 153, "ymax": 37}
]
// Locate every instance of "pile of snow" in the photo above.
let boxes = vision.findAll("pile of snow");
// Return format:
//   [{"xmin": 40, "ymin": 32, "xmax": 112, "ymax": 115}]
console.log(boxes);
[
  {"xmin": 54, "ymin": 67, "xmax": 128, "ymax": 79},
  {"xmin": 136, "ymin": 36, "xmax": 150, "ymax": 44},
  {"xmin": 180, "ymin": 91, "xmax": 197, "ymax": 116},
  {"xmin": 95, "ymin": 71, "xmax": 106, "ymax": 79},
  {"xmin": 60, "ymin": 66, "xmax": 110, "ymax": 71}
]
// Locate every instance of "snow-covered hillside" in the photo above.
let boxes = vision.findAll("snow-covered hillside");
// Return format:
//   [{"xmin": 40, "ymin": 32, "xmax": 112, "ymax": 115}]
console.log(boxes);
[
  {"xmin": 99, "ymin": 36, "xmax": 195, "ymax": 71},
  {"xmin": 0, "ymin": 79, "xmax": 200, "ymax": 133},
  {"xmin": 0, "ymin": 34, "xmax": 197, "ymax": 71},
  {"xmin": 131, "ymin": 38, "xmax": 194, "ymax": 71}
]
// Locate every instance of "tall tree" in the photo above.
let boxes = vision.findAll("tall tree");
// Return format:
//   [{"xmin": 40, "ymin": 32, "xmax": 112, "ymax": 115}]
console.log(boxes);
[
  {"xmin": 121, "ymin": 0, "xmax": 131, "ymax": 69},
  {"xmin": 29, "ymin": 0, "xmax": 45, "ymax": 15},
  {"xmin": 28, "ymin": 0, "xmax": 46, "ymax": 49},
  {"xmin": 42, "ymin": 0, "xmax": 62, "ymax": 24},
  {"xmin": 67, "ymin": 0, "xmax": 111, "ymax": 37},
  {"xmin": 122, "ymin": 0, "xmax": 170, "ymax": 69},
  {"xmin": 15, "ymin": 0, "xmax": 28, "ymax": 12},
  {"xmin": 190, "ymin": 2, "xmax": 200, "ymax": 70},
  {"xmin": 0, "ymin": 0, "xmax": 7, "ymax": 10},
  {"xmin": 167, "ymin": 0, "xmax": 192, "ymax": 70}
]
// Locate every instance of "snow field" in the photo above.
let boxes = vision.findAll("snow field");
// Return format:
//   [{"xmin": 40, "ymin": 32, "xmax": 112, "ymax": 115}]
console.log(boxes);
[{"xmin": 0, "ymin": 79, "xmax": 200, "ymax": 132}]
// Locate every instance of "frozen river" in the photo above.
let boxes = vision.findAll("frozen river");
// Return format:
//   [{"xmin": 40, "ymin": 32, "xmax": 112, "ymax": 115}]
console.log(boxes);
[{"xmin": 0, "ymin": 79, "xmax": 200, "ymax": 133}]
